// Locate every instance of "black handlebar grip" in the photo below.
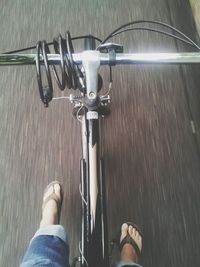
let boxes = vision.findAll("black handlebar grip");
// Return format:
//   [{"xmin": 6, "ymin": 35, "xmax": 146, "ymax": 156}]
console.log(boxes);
[{"xmin": 84, "ymin": 35, "xmax": 96, "ymax": 50}]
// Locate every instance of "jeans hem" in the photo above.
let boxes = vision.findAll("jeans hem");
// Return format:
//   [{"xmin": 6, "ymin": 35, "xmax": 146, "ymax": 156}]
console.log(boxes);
[{"xmin": 30, "ymin": 224, "xmax": 68, "ymax": 245}]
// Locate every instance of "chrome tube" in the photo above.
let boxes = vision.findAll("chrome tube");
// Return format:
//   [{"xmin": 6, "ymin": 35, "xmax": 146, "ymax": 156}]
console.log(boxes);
[
  {"xmin": 115, "ymin": 52, "xmax": 200, "ymax": 64},
  {"xmin": 99, "ymin": 52, "xmax": 200, "ymax": 64},
  {"xmin": 0, "ymin": 52, "xmax": 200, "ymax": 65}
]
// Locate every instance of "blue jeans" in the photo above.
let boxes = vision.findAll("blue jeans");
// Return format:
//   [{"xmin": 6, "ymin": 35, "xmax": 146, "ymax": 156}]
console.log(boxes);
[{"xmin": 20, "ymin": 225, "xmax": 142, "ymax": 267}]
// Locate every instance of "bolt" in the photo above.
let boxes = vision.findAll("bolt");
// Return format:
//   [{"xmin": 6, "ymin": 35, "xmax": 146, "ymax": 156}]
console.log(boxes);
[{"xmin": 89, "ymin": 91, "xmax": 96, "ymax": 98}]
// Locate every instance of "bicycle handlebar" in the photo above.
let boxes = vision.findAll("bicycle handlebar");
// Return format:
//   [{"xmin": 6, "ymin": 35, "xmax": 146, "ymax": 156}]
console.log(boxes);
[
  {"xmin": 1, "ymin": 50, "xmax": 200, "ymax": 107},
  {"xmin": 0, "ymin": 52, "xmax": 200, "ymax": 66},
  {"xmin": 1, "ymin": 21, "xmax": 200, "ymax": 107}
]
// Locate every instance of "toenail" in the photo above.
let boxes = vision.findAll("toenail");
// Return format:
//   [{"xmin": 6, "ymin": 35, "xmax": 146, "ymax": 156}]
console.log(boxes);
[
  {"xmin": 122, "ymin": 223, "xmax": 128, "ymax": 229},
  {"xmin": 128, "ymin": 225, "xmax": 132, "ymax": 231}
]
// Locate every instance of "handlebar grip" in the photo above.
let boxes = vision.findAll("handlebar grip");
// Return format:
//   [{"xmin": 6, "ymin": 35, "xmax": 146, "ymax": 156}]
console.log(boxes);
[{"xmin": 84, "ymin": 35, "xmax": 96, "ymax": 50}]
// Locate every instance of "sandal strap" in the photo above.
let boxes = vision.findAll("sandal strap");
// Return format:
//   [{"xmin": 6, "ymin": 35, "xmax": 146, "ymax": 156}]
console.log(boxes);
[
  {"xmin": 42, "ymin": 192, "xmax": 62, "ymax": 211},
  {"xmin": 120, "ymin": 235, "xmax": 141, "ymax": 256}
]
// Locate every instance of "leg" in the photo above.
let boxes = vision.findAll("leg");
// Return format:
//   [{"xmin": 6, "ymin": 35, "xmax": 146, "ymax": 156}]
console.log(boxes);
[
  {"xmin": 20, "ymin": 182, "xmax": 70, "ymax": 267},
  {"xmin": 116, "ymin": 223, "xmax": 143, "ymax": 267}
]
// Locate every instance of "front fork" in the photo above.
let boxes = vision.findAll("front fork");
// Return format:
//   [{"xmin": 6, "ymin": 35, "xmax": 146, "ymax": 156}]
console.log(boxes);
[{"xmin": 79, "ymin": 112, "xmax": 109, "ymax": 267}]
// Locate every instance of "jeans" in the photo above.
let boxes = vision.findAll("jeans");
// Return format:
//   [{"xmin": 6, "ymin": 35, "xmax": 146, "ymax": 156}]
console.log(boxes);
[{"xmin": 20, "ymin": 225, "xmax": 142, "ymax": 267}]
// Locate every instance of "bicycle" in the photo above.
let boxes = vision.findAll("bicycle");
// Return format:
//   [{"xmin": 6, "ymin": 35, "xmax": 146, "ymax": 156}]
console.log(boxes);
[{"xmin": 1, "ymin": 20, "xmax": 200, "ymax": 267}]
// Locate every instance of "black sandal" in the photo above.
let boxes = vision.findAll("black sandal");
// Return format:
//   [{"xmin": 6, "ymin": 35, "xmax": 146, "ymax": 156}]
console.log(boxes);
[{"xmin": 119, "ymin": 222, "xmax": 142, "ymax": 257}]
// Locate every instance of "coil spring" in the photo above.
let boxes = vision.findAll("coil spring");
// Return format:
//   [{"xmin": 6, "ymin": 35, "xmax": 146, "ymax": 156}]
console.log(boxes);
[{"xmin": 35, "ymin": 31, "xmax": 84, "ymax": 107}]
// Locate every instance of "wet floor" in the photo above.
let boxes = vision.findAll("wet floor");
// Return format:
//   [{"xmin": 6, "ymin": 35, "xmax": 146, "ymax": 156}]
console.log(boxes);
[{"xmin": 0, "ymin": 0, "xmax": 200, "ymax": 266}]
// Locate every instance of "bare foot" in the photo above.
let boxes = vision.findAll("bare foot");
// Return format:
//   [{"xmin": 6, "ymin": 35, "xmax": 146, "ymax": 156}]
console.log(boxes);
[
  {"xmin": 120, "ymin": 223, "xmax": 142, "ymax": 263},
  {"xmin": 40, "ymin": 183, "xmax": 62, "ymax": 228}
]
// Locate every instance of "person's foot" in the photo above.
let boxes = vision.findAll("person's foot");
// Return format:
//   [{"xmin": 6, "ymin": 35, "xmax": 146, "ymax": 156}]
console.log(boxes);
[
  {"xmin": 120, "ymin": 223, "xmax": 142, "ymax": 263},
  {"xmin": 40, "ymin": 182, "xmax": 62, "ymax": 228}
]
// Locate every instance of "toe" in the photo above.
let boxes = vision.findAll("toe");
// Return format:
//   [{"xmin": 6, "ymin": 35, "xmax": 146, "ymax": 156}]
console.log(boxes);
[
  {"xmin": 128, "ymin": 225, "xmax": 134, "ymax": 235},
  {"xmin": 121, "ymin": 223, "xmax": 128, "ymax": 231},
  {"xmin": 132, "ymin": 228, "xmax": 136, "ymax": 237},
  {"xmin": 121, "ymin": 223, "xmax": 128, "ymax": 236},
  {"xmin": 138, "ymin": 236, "xmax": 142, "ymax": 250},
  {"xmin": 54, "ymin": 184, "xmax": 61, "ymax": 196},
  {"xmin": 135, "ymin": 230, "xmax": 139, "ymax": 238},
  {"xmin": 120, "ymin": 223, "xmax": 129, "ymax": 243}
]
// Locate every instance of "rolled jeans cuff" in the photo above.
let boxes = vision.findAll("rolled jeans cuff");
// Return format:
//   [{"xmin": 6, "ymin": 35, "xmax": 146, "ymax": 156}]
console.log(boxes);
[
  {"xmin": 116, "ymin": 261, "xmax": 142, "ymax": 267},
  {"xmin": 31, "ymin": 225, "xmax": 68, "ymax": 244}
]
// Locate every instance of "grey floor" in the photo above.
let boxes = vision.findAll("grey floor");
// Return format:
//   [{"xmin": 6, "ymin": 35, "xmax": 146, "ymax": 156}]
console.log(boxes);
[{"xmin": 0, "ymin": 0, "xmax": 200, "ymax": 266}]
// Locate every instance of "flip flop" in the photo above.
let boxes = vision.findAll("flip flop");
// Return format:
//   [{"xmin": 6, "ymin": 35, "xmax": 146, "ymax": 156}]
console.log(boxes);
[
  {"xmin": 119, "ymin": 222, "xmax": 142, "ymax": 257},
  {"xmin": 42, "ymin": 180, "xmax": 63, "ymax": 223}
]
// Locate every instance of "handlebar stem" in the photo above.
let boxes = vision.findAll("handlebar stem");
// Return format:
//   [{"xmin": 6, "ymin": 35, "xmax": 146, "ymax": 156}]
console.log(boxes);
[{"xmin": 81, "ymin": 51, "xmax": 100, "ymax": 100}]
